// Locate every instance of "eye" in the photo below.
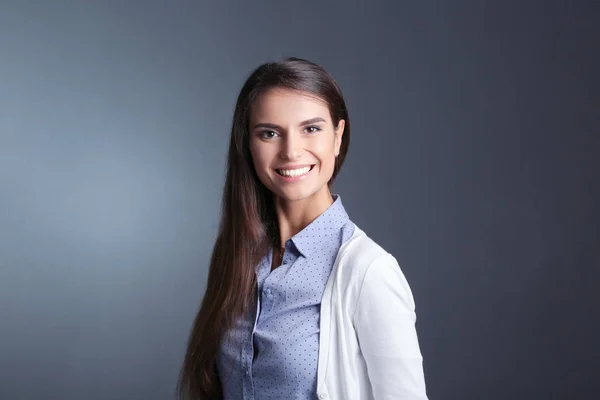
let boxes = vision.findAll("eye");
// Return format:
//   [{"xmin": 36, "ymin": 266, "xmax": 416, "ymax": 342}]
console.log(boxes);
[
  {"xmin": 259, "ymin": 130, "xmax": 278, "ymax": 139},
  {"xmin": 305, "ymin": 125, "xmax": 322, "ymax": 134}
]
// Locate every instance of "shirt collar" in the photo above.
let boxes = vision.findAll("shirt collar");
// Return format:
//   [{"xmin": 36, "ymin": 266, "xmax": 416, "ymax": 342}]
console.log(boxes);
[{"xmin": 288, "ymin": 193, "xmax": 350, "ymax": 259}]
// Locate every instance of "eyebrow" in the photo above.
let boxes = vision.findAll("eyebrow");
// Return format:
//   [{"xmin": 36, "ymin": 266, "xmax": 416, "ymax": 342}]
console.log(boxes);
[{"xmin": 252, "ymin": 117, "xmax": 326, "ymax": 130}]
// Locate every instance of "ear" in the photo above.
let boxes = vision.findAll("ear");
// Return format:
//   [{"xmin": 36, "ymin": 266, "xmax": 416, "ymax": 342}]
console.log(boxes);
[{"xmin": 334, "ymin": 119, "xmax": 345, "ymax": 156}]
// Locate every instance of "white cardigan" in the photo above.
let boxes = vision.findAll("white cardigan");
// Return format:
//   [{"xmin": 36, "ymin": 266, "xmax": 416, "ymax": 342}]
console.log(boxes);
[{"xmin": 316, "ymin": 225, "xmax": 428, "ymax": 400}]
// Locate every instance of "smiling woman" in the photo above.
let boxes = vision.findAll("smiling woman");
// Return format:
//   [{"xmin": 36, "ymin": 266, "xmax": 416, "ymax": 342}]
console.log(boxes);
[
  {"xmin": 249, "ymin": 89, "xmax": 344, "ymax": 205},
  {"xmin": 177, "ymin": 57, "xmax": 428, "ymax": 400}
]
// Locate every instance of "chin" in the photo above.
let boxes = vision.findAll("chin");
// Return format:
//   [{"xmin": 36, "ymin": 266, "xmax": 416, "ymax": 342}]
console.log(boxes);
[
  {"xmin": 280, "ymin": 181, "xmax": 334, "ymax": 201},
  {"xmin": 276, "ymin": 190, "xmax": 313, "ymax": 202},
  {"xmin": 271, "ymin": 186, "xmax": 315, "ymax": 201}
]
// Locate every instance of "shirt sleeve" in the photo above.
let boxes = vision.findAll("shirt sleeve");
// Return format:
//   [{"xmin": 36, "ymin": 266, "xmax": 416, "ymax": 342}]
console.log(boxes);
[{"xmin": 352, "ymin": 253, "xmax": 428, "ymax": 400}]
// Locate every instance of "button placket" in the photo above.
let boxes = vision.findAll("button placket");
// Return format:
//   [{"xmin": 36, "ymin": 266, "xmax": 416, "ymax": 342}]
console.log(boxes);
[{"xmin": 261, "ymin": 268, "xmax": 279, "ymax": 315}]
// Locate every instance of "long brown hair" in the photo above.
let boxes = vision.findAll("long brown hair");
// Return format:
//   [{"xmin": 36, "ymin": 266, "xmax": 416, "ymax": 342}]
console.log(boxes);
[{"xmin": 176, "ymin": 57, "xmax": 351, "ymax": 399}]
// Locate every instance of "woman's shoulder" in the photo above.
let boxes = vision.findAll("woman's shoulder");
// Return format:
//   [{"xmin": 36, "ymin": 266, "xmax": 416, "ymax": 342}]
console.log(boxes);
[
  {"xmin": 344, "ymin": 224, "xmax": 389, "ymax": 258},
  {"xmin": 336, "ymin": 224, "xmax": 396, "ymax": 278},
  {"xmin": 334, "ymin": 224, "xmax": 415, "ymax": 308}
]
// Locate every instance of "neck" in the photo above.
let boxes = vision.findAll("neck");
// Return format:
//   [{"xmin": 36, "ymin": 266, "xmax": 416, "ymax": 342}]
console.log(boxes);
[{"xmin": 274, "ymin": 188, "xmax": 334, "ymax": 247}]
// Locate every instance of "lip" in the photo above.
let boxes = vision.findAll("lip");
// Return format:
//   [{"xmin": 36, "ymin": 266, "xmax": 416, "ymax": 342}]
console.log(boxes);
[
  {"xmin": 274, "ymin": 164, "xmax": 315, "ymax": 183},
  {"xmin": 274, "ymin": 164, "xmax": 315, "ymax": 170}
]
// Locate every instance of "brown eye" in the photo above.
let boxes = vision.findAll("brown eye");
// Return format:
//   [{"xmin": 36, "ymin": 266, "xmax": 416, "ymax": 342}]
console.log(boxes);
[
  {"xmin": 259, "ymin": 130, "xmax": 277, "ymax": 139},
  {"xmin": 305, "ymin": 126, "xmax": 321, "ymax": 134}
]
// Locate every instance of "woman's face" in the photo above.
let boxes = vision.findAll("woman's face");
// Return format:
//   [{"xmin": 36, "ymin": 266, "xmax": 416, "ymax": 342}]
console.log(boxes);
[{"xmin": 248, "ymin": 88, "xmax": 345, "ymax": 203}]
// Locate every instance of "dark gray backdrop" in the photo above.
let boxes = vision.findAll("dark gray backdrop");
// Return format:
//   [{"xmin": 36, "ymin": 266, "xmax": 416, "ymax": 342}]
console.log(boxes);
[{"xmin": 1, "ymin": 1, "xmax": 598, "ymax": 399}]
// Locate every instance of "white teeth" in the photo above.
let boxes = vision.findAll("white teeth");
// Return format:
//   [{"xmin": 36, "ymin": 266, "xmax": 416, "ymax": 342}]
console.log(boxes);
[{"xmin": 278, "ymin": 166, "xmax": 311, "ymax": 177}]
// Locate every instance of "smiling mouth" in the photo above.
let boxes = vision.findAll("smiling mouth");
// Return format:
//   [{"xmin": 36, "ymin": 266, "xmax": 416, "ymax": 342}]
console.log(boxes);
[{"xmin": 275, "ymin": 165, "xmax": 315, "ymax": 177}]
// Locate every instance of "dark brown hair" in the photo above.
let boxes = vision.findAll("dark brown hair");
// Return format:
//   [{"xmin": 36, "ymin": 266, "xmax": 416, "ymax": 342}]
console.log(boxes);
[{"xmin": 176, "ymin": 57, "xmax": 351, "ymax": 399}]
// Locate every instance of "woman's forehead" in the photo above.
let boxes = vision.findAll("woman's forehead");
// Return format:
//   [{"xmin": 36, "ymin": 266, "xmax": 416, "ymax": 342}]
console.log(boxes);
[{"xmin": 250, "ymin": 88, "xmax": 330, "ymax": 123}]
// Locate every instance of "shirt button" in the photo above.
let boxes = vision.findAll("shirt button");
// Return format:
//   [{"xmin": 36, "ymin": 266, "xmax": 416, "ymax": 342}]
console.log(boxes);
[{"xmin": 318, "ymin": 394, "xmax": 328, "ymax": 399}]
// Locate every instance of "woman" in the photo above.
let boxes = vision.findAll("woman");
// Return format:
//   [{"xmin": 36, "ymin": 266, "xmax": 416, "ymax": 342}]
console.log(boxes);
[{"xmin": 177, "ymin": 57, "xmax": 428, "ymax": 399}]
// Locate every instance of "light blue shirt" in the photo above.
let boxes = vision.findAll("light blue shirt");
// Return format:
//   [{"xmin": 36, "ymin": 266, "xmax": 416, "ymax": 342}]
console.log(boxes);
[{"xmin": 217, "ymin": 193, "xmax": 355, "ymax": 399}]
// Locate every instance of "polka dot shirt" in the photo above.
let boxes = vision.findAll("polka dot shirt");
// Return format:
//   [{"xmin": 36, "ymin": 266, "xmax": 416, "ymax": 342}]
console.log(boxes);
[{"xmin": 217, "ymin": 193, "xmax": 355, "ymax": 399}]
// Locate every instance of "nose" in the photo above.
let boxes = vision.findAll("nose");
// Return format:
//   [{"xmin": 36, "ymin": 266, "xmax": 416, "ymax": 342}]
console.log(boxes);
[{"xmin": 280, "ymin": 133, "xmax": 302, "ymax": 160}]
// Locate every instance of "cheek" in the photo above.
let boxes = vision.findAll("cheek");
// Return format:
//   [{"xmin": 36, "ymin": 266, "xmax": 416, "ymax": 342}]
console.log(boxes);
[
  {"xmin": 249, "ymin": 144, "xmax": 273, "ymax": 174},
  {"xmin": 249, "ymin": 141, "xmax": 262, "ymax": 163},
  {"xmin": 251, "ymin": 156, "xmax": 268, "ymax": 177},
  {"xmin": 315, "ymin": 142, "xmax": 336, "ymax": 166}
]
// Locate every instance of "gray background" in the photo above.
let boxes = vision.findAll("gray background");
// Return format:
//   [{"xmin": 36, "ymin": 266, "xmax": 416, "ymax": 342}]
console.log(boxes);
[{"xmin": 1, "ymin": 1, "xmax": 598, "ymax": 399}]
